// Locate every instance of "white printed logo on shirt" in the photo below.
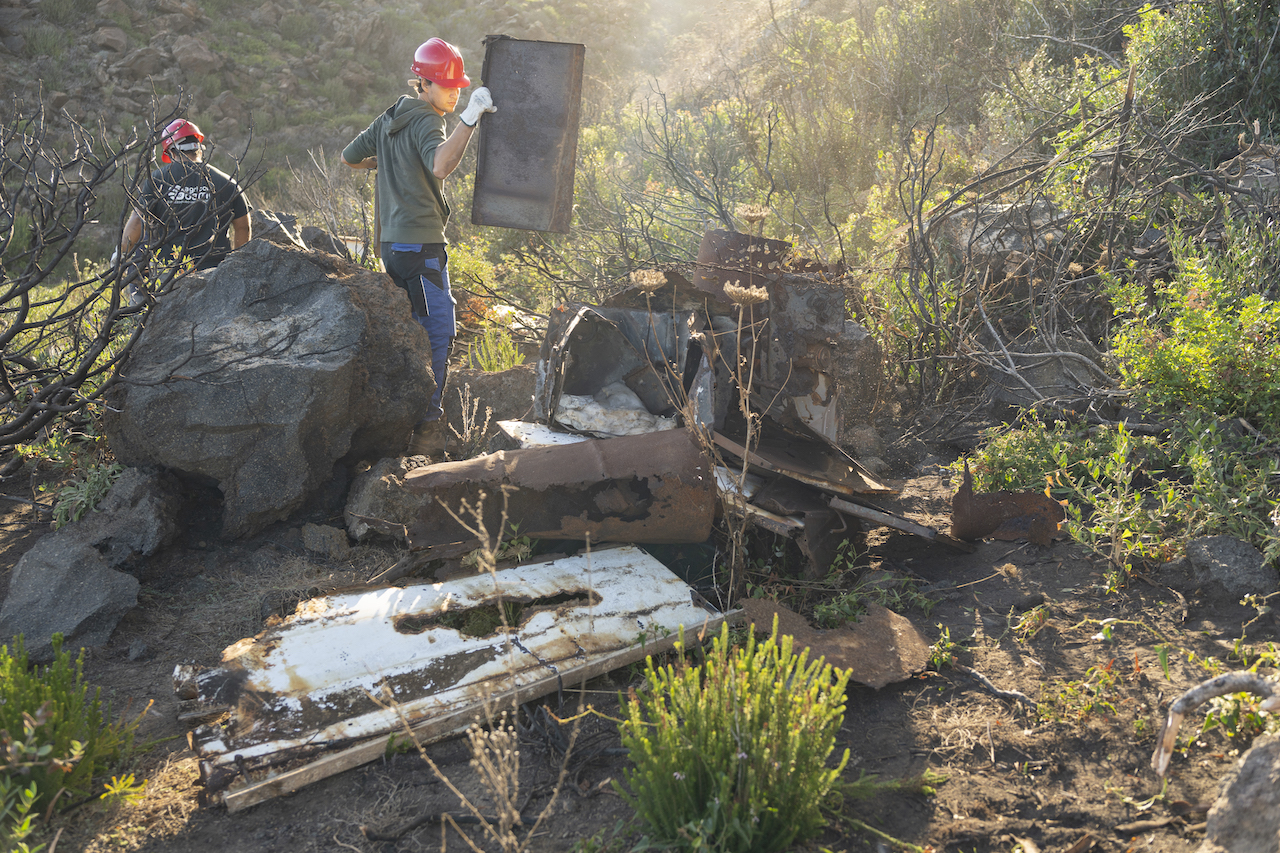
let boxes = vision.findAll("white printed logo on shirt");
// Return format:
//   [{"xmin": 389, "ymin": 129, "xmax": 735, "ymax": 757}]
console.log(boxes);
[{"xmin": 165, "ymin": 185, "xmax": 212, "ymax": 205}]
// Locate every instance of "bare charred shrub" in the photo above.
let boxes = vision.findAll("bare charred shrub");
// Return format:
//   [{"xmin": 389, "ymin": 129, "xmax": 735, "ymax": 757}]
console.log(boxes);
[{"xmin": 0, "ymin": 98, "xmax": 256, "ymax": 463}]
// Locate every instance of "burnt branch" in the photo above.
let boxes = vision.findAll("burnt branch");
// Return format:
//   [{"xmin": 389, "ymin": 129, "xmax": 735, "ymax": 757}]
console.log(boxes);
[{"xmin": 0, "ymin": 95, "xmax": 257, "ymax": 452}]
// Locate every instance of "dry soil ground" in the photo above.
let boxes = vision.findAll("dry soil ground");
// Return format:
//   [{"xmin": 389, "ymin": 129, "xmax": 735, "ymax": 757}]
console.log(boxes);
[{"xmin": 2, "ymin": 447, "xmax": 1276, "ymax": 853}]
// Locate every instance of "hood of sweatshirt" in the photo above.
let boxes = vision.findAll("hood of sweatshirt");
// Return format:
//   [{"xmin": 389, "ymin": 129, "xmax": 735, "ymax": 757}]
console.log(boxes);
[{"xmin": 386, "ymin": 97, "xmax": 434, "ymax": 137}]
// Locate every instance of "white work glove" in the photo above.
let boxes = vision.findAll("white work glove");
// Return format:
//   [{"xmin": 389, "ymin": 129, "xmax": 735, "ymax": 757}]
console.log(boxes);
[
  {"xmin": 109, "ymin": 249, "xmax": 119, "ymax": 269},
  {"xmin": 459, "ymin": 86, "xmax": 496, "ymax": 127}
]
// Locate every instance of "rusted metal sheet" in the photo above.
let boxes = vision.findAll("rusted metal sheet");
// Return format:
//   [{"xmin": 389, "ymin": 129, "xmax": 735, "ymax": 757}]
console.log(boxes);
[
  {"xmin": 713, "ymin": 427, "xmax": 892, "ymax": 496},
  {"xmin": 177, "ymin": 545, "xmax": 726, "ymax": 809},
  {"xmin": 404, "ymin": 427, "xmax": 714, "ymax": 551},
  {"xmin": 472, "ymin": 36, "xmax": 585, "ymax": 233},
  {"xmin": 951, "ymin": 460, "xmax": 1065, "ymax": 545},
  {"xmin": 693, "ymin": 229, "xmax": 792, "ymax": 299},
  {"xmin": 533, "ymin": 303, "xmax": 699, "ymax": 427}
]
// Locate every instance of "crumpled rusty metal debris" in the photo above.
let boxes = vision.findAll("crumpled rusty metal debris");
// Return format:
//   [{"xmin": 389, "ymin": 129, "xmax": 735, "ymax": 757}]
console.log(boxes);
[
  {"xmin": 403, "ymin": 427, "xmax": 715, "ymax": 555},
  {"xmin": 737, "ymin": 598, "xmax": 930, "ymax": 689},
  {"xmin": 951, "ymin": 460, "xmax": 1066, "ymax": 545},
  {"xmin": 177, "ymin": 545, "xmax": 726, "ymax": 811}
]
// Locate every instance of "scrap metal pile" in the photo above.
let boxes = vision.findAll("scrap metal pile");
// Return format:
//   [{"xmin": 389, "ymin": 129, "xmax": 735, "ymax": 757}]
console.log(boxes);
[{"xmin": 175, "ymin": 228, "xmax": 1056, "ymax": 809}]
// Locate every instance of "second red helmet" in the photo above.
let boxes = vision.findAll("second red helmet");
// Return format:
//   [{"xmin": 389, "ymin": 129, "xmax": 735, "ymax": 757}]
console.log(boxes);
[{"xmin": 160, "ymin": 118, "xmax": 204, "ymax": 164}]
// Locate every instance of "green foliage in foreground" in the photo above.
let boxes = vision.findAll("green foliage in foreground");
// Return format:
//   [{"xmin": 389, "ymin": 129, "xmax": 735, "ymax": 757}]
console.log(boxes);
[
  {"xmin": 960, "ymin": 214, "xmax": 1280, "ymax": 582},
  {"xmin": 468, "ymin": 323, "xmax": 526, "ymax": 373},
  {"xmin": 618, "ymin": 621, "xmax": 849, "ymax": 853},
  {"xmin": 0, "ymin": 635, "xmax": 142, "ymax": 829}
]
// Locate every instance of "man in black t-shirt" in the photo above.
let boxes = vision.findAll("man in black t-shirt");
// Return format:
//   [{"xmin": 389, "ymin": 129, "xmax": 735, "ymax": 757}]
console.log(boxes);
[{"xmin": 117, "ymin": 119, "xmax": 251, "ymax": 275}]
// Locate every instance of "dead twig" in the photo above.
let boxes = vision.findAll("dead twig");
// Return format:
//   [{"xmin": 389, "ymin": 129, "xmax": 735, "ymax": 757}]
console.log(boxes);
[{"xmin": 953, "ymin": 663, "xmax": 1037, "ymax": 710}]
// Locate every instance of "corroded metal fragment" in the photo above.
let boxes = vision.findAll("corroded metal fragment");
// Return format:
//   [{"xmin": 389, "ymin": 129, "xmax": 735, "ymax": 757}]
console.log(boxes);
[
  {"xmin": 951, "ymin": 460, "xmax": 1065, "ymax": 545},
  {"xmin": 403, "ymin": 428, "xmax": 715, "ymax": 551}
]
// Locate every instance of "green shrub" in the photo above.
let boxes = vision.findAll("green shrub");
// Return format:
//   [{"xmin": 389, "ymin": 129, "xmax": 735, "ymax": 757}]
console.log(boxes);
[
  {"xmin": 1111, "ymin": 220, "xmax": 1280, "ymax": 435},
  {"xmin": 468, "ymin": 323, "xmax": 525, "ymax": 372},
  {"xmin": 1126, "ymin": 1, "xmax": 1280, "ymax": 155},
  {"xmin": 0, "ymin": 635, "xmax": 142, "ymax": 818},
  {"xmin": 50, "ymin": 462, "xmax": 124, "ymax": 529},
  {"xmin": 278, "ymin": 12, "xmax": 317, "ymax": 44},
  {"xmin": 23, "ymin": 25, "xmax": 68, "ymax": 59},
  {"xmin": 40, "ymin": 0, "xmax": 94, "ymax": 27},
  {"xmin": 617, "ymin": 620, "xmax": 849, "ymax": 853},
  {"xmin": 959, "ymin": 414, "xmax": 1280, "ymax": 579}
]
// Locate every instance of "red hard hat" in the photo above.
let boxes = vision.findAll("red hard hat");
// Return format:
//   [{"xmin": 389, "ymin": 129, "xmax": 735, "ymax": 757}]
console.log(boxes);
[
  {"xmin": 160, "ymin": 118, "xmax": 204, "ymax": 164},
  {"xmin": 411, "ymin": 38, "xmax": 470, "ymax": 88}
]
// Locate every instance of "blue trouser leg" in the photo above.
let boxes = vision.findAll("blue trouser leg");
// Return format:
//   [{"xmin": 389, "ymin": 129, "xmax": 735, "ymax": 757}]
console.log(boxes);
[{"xmin": 382, "ymin": 243, "xmax": 457, "ymax": 423}]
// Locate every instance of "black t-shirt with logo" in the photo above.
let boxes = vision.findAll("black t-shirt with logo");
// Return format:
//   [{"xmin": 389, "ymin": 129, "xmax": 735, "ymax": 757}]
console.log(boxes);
[{"xmin": 139, "ymin": 160, "xmax": 249, "ymax": 270}]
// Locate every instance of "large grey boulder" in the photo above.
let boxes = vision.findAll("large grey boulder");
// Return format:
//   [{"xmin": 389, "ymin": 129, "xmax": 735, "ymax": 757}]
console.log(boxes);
[
  {"xmin": 104, "ymin": 241, "xmax": 435, "ymax": 538},
  {"xmin": 0, "ymin": 468, "xmax": 183, "ymax": 663},
  {"xmin": 1187, "ymin": 535, "xmax": 1280, "ymax": 600},
  {"xmin": 1197, "ymin": 734, "xmax": 1280, "ymax": 853}
]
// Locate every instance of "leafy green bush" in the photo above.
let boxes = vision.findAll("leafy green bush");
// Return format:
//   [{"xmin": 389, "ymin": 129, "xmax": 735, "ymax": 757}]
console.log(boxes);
[
  {"xmin": 960, "ymin": 414, "xmax": 1280, "ymax": 579},
  {"xmin": 0, "ymin": 635, "xmax": 142, "ymax": 818},
  {"xmin": 50, "ymin": 462, "xmax": 124, "ymax": 529},
  {"xmin": 1126, "ymin": 1, "xmax": 1280, "ymax": 155},
  {"xmin": 618, "ymin": 621, "xmax": 849, "ymax": 853},
  {"xmin": 1111, "ymin": 220, "xmax": 1280, "ymax": 435}
]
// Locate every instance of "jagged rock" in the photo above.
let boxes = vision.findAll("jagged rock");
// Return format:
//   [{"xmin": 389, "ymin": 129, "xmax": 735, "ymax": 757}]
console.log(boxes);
[
  {"xmin": 113, "ymin": 46, "xmax": 165, "ymax": 79},
  {"xmin": 78, "ymin": 467, "xmax": 185, "ymax": 565},
  {"xmin": 172, "ymin": 34, "xmax": 221, "ymax": 75},
  {"xmin": 1186, "ymin": 536, "xmax": 1280, "ymax": 599},
  {"xmin": 252, "ymin": 209, "xmax": 306, "ymax": 248},
  {"xmin": 96, "ymin": 0, "xmax": 137, "ymax": 22},
  {"xmin": 94, "ymin": 26, "xmax": 126, "ymax": 52},
  {"xmin": 1196, "ymin": 734, "xmax": 1280, "ymax": 853},
  {"xmin": 209, "ymin": 89, "xmax": 245, "ymax": 123},
  {"xmin": 155, "ymin": 13, "xmax": 196, "ymax": 34},
  {"xmin": 444, "ymin": 364, "xmax": 537, "ymax": 448},
  {"xmin": 0, "ymin": 8, "xmax": 30, "ymax": 33},
  {"xmin": 345, "ymin": 457, "xmax": 423, "ymax": 543},
  {"xmin": 301, "ymin": 523, "xmax": 351, "ymax": 559},
  {"xmin": 0, "ymin": 468, "xmax": 183, "ymax": 663},
  {"xmin": 104, "ymin": 241, "xmax": 435, "ymax": 538},
  {"xmin": 300, "ymin": 225, "xmax": 349, "ymax": 259},
  {"xmin": 249, "ymin": 1, "xmax": 282, "ymax": 27}
]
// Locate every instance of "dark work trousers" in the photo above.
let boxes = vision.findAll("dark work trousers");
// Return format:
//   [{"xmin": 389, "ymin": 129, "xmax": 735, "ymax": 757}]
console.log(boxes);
[{"xmin": 382, "ymin": 242, "xmax": 456, "ymax": 423}]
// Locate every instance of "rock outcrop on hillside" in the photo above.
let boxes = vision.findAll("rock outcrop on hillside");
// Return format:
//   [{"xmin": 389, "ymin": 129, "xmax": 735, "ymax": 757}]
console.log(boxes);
[{"xmin": 0, "ymin": 0, "xmax": 411, "ymax": 180}]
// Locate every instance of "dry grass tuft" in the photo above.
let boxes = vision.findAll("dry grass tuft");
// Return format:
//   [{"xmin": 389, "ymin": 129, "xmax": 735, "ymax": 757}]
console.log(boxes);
[
  {"xmin": 185, "ymin": 554, "xmax": 378, "ymax": 651},
  {"xmin": 81, "ymin": 754, "xmax": 201, "ymax": 852}
]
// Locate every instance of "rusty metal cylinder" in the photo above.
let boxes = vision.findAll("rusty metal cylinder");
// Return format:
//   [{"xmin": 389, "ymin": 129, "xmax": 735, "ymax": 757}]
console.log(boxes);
[{"xmin": 403, "ymin": 428, "xmax": 716, "ymax": 549}]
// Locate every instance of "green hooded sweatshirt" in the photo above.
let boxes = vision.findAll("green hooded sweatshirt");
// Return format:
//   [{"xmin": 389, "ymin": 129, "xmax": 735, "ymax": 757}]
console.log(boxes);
[{"xmin": 343, "ymin": 97, "xmax": 449, "ymax": 244}]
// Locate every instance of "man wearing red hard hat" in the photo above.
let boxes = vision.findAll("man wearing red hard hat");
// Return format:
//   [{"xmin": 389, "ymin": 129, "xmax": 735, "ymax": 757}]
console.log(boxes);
[
  {"xmin": 118, "ymin": 118, "xmax": 251, "ymax": 281},
  {"xmin": 343, "ymin": 38, "xmax": 496, "ymax": 458}
]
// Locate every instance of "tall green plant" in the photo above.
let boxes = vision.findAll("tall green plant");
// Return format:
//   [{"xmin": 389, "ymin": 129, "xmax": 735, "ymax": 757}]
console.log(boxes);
[
  {"xmin": 618, "ymin": 621, "xmax": 849, "ymax": 853},
  {"xmin": 0, "ymin": 635, "xmax": 142, "ymax": 815}
]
